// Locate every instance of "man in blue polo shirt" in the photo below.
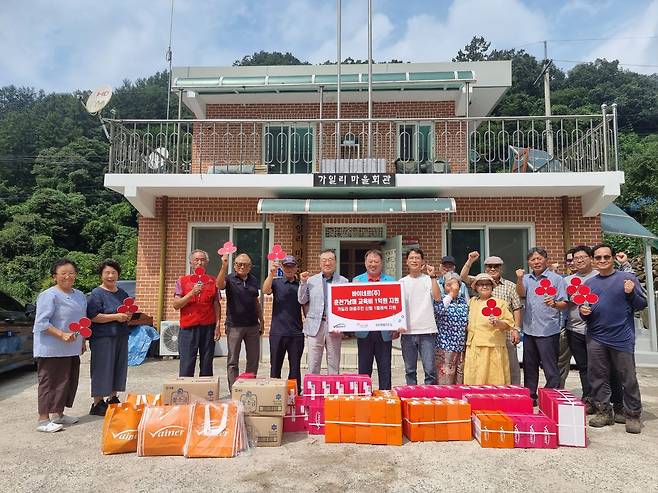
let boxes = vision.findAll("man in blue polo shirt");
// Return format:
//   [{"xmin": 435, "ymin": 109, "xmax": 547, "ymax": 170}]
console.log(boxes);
[
  {"xmin": 353, "ymin": 249, "xmax": 396, "ymax": 390},
  {"xmin": 515, "ymin": 247, "xmax": 567, "ymax": 404},
  {"xmin": 263, "ymin": 255, "xmax": 304, "ymax": 395}
]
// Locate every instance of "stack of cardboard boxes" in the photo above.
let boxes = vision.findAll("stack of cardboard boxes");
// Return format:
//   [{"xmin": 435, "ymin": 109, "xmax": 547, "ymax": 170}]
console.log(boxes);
[{"xmin": 231, "ymin": 378, "xmax": 287, "ymax": 447}]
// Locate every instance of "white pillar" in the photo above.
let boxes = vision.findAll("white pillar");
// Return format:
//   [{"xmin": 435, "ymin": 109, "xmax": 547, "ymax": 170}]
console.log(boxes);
[{"xmin": 644, "ymin": 240, "xmax": 657, "ymax": 352}]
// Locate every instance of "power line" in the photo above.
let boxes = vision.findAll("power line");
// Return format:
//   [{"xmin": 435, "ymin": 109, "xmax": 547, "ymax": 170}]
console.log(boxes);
[{"xmin": 554, "ymin": 59, "xmax": 658, "ymax": 68}]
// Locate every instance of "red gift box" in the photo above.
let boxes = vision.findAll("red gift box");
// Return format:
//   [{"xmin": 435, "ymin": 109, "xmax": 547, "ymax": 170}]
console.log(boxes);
[
  {"xmin": 511, "ymin": 414, "xmax": 558, "ymax": 448},
  {"xmin": 307, "ymin": 402, "xmax": 325, "ymax": 435},
  {"xmin": 464, "ymin": 394, "xmax": 534, "ymax": 414},
  {"xmin": 538, "ymin": 388, "xmax": 576, "ymax": 419},
  {"xmin": 284, "ymin": 400, "xmax": 308, "ymax": 433}
]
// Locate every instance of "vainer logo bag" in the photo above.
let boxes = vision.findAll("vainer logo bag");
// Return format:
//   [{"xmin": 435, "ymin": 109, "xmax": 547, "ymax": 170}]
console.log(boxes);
[
  {"xmin": 125, "ymin": 393, "xmax": 162, "ymax": 406},
  {"xmin": 101, "ymin": 403, "xmax": 145, "ymax": 455},
  {"xmin": 184, "ymin": 401, "xmax": 248, "ymax": 458},
  {"xmin": 137, "ymin": 405, "xmax": 192, "ymax": 456}
]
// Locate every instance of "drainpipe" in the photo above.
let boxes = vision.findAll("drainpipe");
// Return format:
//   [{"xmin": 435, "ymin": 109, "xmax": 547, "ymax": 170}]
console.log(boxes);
[
  {"xmin": 156, "ymin": 196, "xmax": 169, "ymax": 330},
  {"xmin": 562, "ymin": 196, "xmax": 571, "ymax": 254},
  {"xmin": 446, "ymin": 213, "xmax": 453, "ymax": 256},
  {"xmin": 644, "ymin": 240, "xmax": 657, "ymax": 352},
  {"xmin": 260, "ymin": 213, "xmax": 268, "ymax": 360}
]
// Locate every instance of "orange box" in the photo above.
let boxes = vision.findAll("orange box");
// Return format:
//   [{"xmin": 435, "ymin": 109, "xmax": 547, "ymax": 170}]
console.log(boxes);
[
  {"xmin": 447, "ymin": 399, "xmax": 472, "ymax": 441},
  {"xmin": 385, "ymin": 398, "xmax": 402, "ymax": 446},
  {"xmin": 373, "ymin": 389, "xmax": 398, "ymax": 399},
  {"xmin": 422, "ymin": 400, "xmax": 435, "ymax": 441},
  {"xmin": 339, "ymin": 396, "xmax": 356, "ymax": 443},
  {"xmin": 434, "ymin": 399, "xmax": 449, "ymax": 441},
  {"xmin": 286, "ymin": 380, "xmax": 297, "ymax": 406},
  {"xmin": 403, "ymin": 399, "xmax": 424, "ymax": 442},
  {"xmin": 355, "ymin": 397, "xmax": 371, "ymax": 444},
  {"xmin": 369, "ymin": 397, "xmax": 387, "ymax": 445},
  {"xmin": 324, "ymin": 395, "xmax": 341, "ymax": 443},
  {"xmin": 472, "ymin": 410, "xmax": 514, "ymax": 448}
]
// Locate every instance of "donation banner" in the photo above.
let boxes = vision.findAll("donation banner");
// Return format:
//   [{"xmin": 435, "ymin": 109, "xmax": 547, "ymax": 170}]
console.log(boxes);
[{"xmin": 328, "ymin": 282, "xmax": 406, "ymax": 332}]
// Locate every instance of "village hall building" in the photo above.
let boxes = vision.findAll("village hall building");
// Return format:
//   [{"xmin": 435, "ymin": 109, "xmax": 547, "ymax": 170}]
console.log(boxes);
[{"xmin": 103, "ymin": 60, "xmax": 656, "ymax": 360}]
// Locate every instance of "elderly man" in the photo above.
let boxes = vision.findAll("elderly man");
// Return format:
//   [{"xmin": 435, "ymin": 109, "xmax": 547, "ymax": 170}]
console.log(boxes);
[
  {"xmin": 263, "ymin": 255, "xmax": 304, "ymax": 394},
  {"xmin": 216, "ymin": 252, "xmax": 264, "ymax": 390},
  {"xmin": 353, "ymin": 249, "xmax": 396, "ymax": 390},
  {"xmin": 516, "ymin": 247, "xmax": 568, "ymax": 404},
  {"xmin": 298, "ymin": 249, "xmax": 349, "ymax": 374},
  {"xmin": 173, "ymin": 249, "xmax": 221, "ymax": 377},
  {"xmin": 580, "ymin": 244, "xmax": 646, "ymax": 434},
  {"xmin": 460, "ymin": 252, "xmax": 523, "ymax": 384}
]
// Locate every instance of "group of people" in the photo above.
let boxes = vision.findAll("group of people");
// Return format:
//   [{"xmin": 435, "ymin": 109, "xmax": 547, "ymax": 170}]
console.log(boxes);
[{"xmin": 32, "ymin": 241, "xmax": 646, "ymax": 435}]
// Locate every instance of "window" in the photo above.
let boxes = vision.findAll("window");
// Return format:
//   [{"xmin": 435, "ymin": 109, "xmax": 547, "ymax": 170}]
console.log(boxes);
[
  {"xmin": 264, "ymin": 124, "xmax": 314, "ymax": 174},
  {"xmin": 446, "ymin": 225, "xmax": 532, "ymax": 277},
  {"xmin": 190, "ymin": 225, "xmax": 272, "ymax": 282},
  {"xmin": 397, "ymin": 123, "xmax": 433, "ymax": 163}
]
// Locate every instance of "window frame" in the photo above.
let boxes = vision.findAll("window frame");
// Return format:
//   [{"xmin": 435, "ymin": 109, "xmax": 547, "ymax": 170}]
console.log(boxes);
[
  {"xmin": 396, "ymin": 122, "xmax": 434, "ymax": 163},
  {"xmin": 262, "ymin": 123, "xmax": 316, "ymax": 173}
]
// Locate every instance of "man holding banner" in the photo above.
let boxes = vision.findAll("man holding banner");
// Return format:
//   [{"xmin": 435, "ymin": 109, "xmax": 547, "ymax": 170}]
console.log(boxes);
[{"xmin": 352, "ymin": 249, "xmax": 396, "ymax": 390}]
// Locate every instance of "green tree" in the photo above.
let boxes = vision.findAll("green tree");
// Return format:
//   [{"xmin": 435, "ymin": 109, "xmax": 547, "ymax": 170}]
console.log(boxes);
[
  {"xmin": 453, "ymin": 36, "xmax": 491, "ymax": 62},
  {"xmin": 234, "ymin": 51, "xmax": 309, "ymax": 66}
]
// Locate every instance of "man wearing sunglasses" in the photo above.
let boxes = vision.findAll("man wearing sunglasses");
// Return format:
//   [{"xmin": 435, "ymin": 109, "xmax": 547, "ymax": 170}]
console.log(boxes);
[
  {"xmin": 217, "ymin": 252, "xmax": 264, "ymax": 390},
  {"xmin": 579, "ymin": 244, "xmax": 646, "ymax": 434},
  {"xmin": 461, "ymin": 252, "xmax": 523, "ymax": 384}
]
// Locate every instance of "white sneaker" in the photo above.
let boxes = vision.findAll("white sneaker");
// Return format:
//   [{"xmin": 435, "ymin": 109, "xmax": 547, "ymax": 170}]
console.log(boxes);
[
  {"xmin": 36, "ymin": 421, "xmax": 64, "ymax": 433},
  {"xmin": 52, "ymin": 414, "xmax": 79, "ymax": 425}
]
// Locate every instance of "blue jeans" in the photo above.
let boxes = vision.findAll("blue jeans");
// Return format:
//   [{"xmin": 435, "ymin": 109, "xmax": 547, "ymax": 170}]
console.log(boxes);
[{"xmin": 401, "ymin": 334, "xmax": 437, "ymax": 385}]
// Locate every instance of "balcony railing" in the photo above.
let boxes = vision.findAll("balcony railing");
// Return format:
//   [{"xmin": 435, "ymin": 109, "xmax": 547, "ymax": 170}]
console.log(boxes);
[{"xmin": 107, "ymin": 104, "xmax": 618, "ymax": 175}]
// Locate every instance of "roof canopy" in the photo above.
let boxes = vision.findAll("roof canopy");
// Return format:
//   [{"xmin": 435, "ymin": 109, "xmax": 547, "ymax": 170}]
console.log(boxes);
[
  {"xmin": 601, "ymin": 203, "xmax": 658, "ymax": 247},
  {"xmin": 257, "ymin": 198, "xmax": 456, "ymax": 214}
]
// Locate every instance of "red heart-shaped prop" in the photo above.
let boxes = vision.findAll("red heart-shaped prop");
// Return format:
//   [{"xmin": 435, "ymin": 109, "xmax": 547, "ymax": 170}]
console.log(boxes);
[
  {"xmin": 128, "ymin": 304, "xmax": 139, "ymax": 313},
  {"xmin": 79, "ymin": 327, "xmax": 92, "ymax": 338},
  {"xmin": 123, "ymin": 297, "xmax": 135, "ymax": 306},
  {"xmin": 586, "ymin": 293, "xmax": 599, "ymax": 304},
  {"xmin": 275, "ymin": 250, "xmax": 286, "ymax": 260},
  {"xmin": 546, "ymin": 286, "xmax": 558, "ymax": 296},
  {"xmin": 267, "ymin": 252, "xmax": 277, "ymax": 261},
  {"xmin": 194, "ymin": 267, "xmax": 205, "ymax": 276},
  {"xmin": 200, "ymin": 275, "xmax": 210, "ymax": 283},
  {"xmin": 271, "ymin": 244, "xmax": 283, "ymax": 253},
  {"xmin": 534, "ymin": 287, "xmax": 546, "ymax": 295},
  {"xmin": 491, "ymin": 307, "xmax": 502, "ymax": 317},
  {"xmin": 482, "ymin": 307, "xmax": 492, "ymax": 316},
  {"xmin": 117, "ymin": 305, "xmax": 128, "ymax": 313},
  {"xmin": 69, "ymin": 322, "xmax": 81, "ymax": 332},
  {"xmin": 578, "ymin": 285, "xmax": 591, "ymax": 295},
  {"xmin": 567, "ymin": 285, "xmax": 578, "ymax": 296},
  {"xmin": 539, "ymin": 278, "xmax": 552, "ymax": 288},
  {"xmin": 486, "ymin": 299, "xmax": 497, "ymax": 308},
  {"xmin": 572, "ymin": 294, "xmax": 586, "ymax": 305},
  {"xmin": 571, "ymin": 277, "xmax": 582, "ymax": 286},
  {"xmin": 79, "ymin": 317, "xmax": 92, "ymax": 328}
]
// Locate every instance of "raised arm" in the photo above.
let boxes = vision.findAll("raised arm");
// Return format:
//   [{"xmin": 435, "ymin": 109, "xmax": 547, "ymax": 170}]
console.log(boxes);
[
  {"xmin": 262, "ymin": 262, "xmax": 277, "ymax": 295},
  {"xmin": 298, "ymin": 271, "xmax": 311, "ymax": 304},
  {"xmin": 515, "ymin": 269, "xmax": 527, "ymax": 298},
  {"xmin": 460, "ymin": 251, "xmax": 479, "ymax": 283},
  {"xmin": 215, "ymin": 254, "xmax": 229, "ymax": 290}
]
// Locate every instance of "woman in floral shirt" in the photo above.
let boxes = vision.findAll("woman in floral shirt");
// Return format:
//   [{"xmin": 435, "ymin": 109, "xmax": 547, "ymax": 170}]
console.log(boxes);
[{"xmin": 434, "ymin": 272, "xmax": 469, "ymax": 384}]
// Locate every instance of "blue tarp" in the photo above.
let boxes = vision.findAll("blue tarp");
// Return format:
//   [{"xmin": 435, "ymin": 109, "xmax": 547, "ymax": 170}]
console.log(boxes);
[{"xmin": 128, "ymin": 325, "xmax": 160, "ymax": 366}]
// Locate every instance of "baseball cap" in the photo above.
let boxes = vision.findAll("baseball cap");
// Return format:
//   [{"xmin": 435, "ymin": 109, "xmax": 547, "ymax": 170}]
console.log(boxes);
[
  {"xmin": 281, "ymin": 255, "xmax": 298, "ymax": 266},
  {"xmin": 484, "ymin": 255, "xmax": 504, "ymax": 265},
  {"xmin": 441, "ymin": 255, "xmax": 456, "ymax": 265}
]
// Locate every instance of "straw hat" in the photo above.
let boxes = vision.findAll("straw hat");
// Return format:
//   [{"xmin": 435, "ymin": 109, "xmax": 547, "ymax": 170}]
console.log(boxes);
[{"xmin": 471, "ymin": 273, "xmax": 497, "ymax": 290}]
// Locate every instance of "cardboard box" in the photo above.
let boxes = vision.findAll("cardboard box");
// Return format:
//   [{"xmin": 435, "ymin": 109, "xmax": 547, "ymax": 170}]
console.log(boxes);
[
  {"xmin": 231, "ymin": 378, "xmax": 287, "ymax": 416},
  {"xmin": 471, "ymin": 410, "xmax": 514, "ymax": 448},
  {"xmin": 339, "ymin": 396, "xmax": 357, "ymax": 443},
  {"xmin": 511, "ymin": 414, "xmax": 558, "ymax": 449},
  {"xmin": 244, "ymin": 416, "xmax": 283, "ymax": 447},
  {"xmin": 162, "ymin": 377, "xmax": 220, "ymax": 405},
  {"xmin": 324, "ymin": 396, "xmax": 341, "ymax": 442},
  {"xmin": 307, "ymin": 401, "xmax": 326, "ymax": 435},
  {"xmin": 283, "ymin": 399, "xmax": 308, "ymax": 433}
]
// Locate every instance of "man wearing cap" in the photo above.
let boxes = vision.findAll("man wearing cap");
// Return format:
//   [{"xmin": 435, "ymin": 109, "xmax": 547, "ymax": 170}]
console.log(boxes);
[
  {"xmin": 439, "ymin": 255, "xmax": 469, "ymax": 299},
  {"xmin": 352, "ymin": 249, "xmax": 396, "ymax": 390},
  {"xmin": 263, "ymin": 255, "xmax": 304, "ymax": 394},
  {"xmin": 516, "ymin": 247, "xmax": 568, "ymax": 404},
  {"xmin": 460, "ymin": 252, "xmax": 523, "ymax": 384}
]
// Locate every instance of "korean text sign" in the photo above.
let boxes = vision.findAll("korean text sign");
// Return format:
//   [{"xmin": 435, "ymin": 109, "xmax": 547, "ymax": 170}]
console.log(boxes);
[{"xmin": 328, "ymin": 282, "xmax": 406, "ymax": 332}]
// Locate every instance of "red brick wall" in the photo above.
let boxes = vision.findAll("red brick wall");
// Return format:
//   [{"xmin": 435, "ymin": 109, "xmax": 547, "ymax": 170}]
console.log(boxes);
[
  {"xmin": 136, "ymin": 196, "xmax": 600, "ymax": 331},
  {"xmin": 190, "ymin": 102, "xmax": 467, "ymax": 174}
]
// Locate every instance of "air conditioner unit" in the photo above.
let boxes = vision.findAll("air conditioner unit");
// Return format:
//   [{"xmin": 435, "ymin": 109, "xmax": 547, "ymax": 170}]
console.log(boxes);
[
  {"xmin": 159, "ymin": 321, "xmax": 180, "ymax": 356},
  {"xmin": 158, "ymin": 320, "xmax": 228, "ymax": 357}
]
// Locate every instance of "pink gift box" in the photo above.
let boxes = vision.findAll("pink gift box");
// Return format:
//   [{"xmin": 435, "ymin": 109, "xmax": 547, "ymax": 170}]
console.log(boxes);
[
  {"xmin": 538, "ymin": 388, "xmax": 576, "ymax": 417},
  {"xmin": 511, "ymin": 414, "xmax": 558, "ymax": 448},
  {"xmin": 284, "ymin": 400, "xmax": 308, "ymax": 433},
  {"xmin": 307, "ymin": 402, "xmax": 325, "ymax": 435},
  {"xmin": 464, "ymin": 394, "xmax": 534, "ymax": 414},
  {"xmin": 303, "ymin": 374, "xmax": 331, "ymax": 401}
]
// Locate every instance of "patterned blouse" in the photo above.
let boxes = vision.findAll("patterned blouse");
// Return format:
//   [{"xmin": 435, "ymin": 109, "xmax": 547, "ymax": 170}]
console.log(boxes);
[{"xmin": 433, "ymin": 295, "xmax": 469, "ymax": 352}]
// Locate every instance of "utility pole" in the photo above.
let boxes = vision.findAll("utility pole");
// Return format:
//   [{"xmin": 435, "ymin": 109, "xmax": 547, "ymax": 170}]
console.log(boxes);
[{"xmin": 543, "ymin": 41, "xmax": 553, "ymax": 157}]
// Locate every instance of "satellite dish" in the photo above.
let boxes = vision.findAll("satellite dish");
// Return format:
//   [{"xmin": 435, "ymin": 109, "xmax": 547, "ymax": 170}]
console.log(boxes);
[
  {"xmin": 147, "ymin": 147, "xmax": 169, "ymax": 169},
  {"xmin": 85, "ymin": 84, "xmax": 113, "ymax": 114}
]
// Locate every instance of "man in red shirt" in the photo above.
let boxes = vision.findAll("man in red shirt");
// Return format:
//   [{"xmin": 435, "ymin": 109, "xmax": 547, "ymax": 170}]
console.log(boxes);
[{"xmin": 173, "ymin": 249, "xmax": 222, "ymax": 377}]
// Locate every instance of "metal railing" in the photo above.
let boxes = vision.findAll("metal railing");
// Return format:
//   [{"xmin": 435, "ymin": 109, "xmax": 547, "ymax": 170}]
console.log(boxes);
[{"xmin": 107, "ymin": 104, "xmax": 618, "ymax": 175}]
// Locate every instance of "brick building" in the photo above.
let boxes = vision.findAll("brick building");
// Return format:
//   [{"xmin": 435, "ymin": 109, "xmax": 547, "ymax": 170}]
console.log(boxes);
[{"xmin": 104, "ymin": 61, "xmax": 624, "ymax": 333}]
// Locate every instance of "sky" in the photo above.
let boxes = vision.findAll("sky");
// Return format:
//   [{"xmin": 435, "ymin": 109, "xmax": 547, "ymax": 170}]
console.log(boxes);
[{"xmin": 0, "ymin": 0, "xmax": 657, "ymax": 93}]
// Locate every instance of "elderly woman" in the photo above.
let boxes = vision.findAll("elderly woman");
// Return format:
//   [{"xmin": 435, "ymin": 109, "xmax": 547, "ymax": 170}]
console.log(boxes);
[
  {"xmin": 433, "ymin": 272, "xmax": 469, "ymax": 384},
  {"xmin": 33, "ymin": 258, "xmax": 87, "ymax": 433},
  {"xmin": 464, "ymin": 273, "xmax": 515, "ymax": 385},
  {"xmin": 86, "ymin": 259, "xmax": 132, "ymax": 416}
]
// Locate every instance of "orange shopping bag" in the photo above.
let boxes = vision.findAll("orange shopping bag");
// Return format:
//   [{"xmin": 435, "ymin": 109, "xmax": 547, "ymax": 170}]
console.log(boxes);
[
  {"xmin": 137, "ymin": 405, "xmax": 192, "ymax": 456},
  {"xmin": 184, "ymin": 401, "xmax": 248, "ymax": 458},
  {"xmin": 125, "ymin": 393, "xmax": 162, "ymax": 406},
  {"xmin": 101, "ymin": 403, "xmax": 145, "ymax": 455}
]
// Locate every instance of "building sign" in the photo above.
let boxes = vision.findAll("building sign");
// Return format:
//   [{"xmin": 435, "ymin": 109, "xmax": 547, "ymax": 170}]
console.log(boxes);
[
  {"xmin": 314, "ymin": 173, "xmax": 396, "ymax": 187},
  {"xmin": 328, "ymin": 282, "xmax": 406, "ymax": 332},
  {"xmin": 291, "ymin": 214, "xmax": 305, "ymax": 270}
]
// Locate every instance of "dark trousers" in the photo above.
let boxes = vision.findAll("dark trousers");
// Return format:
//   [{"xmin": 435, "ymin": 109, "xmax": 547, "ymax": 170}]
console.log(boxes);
[
  {"xmin": 587, "ymin": 337, "xmax": 642, "ymax": 417},
  {"xmin": 357, "ymin": 332, "xmax": 393, "ymax": 390},
  {"xmin": 558, "ymin": 328, "xmax": 572, "ymax": 388},
  {"xmin": 227, "ymin": 325, "xmax": 261, "ymax": 390},
  {"xmin": 566, "ymin": 330, "xmax": 591, "ymax": 400},
  {"xmin": 269, "ymin": 334, "xmax": 304, "ymax": 394},
  {"xmin": 523, "ymin": 333, "xmax": 560, "ymax": 400},
  {"xmin": 89, "ymin": 335, "xmax": 129, "ymax": 397},
  {"xmin": 37, "ymin": 356, "xmax": 80, "ymax": 415},
  {"xmin": 178, "ymin": 324, "xmax": 215, "ymax": 378}
]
